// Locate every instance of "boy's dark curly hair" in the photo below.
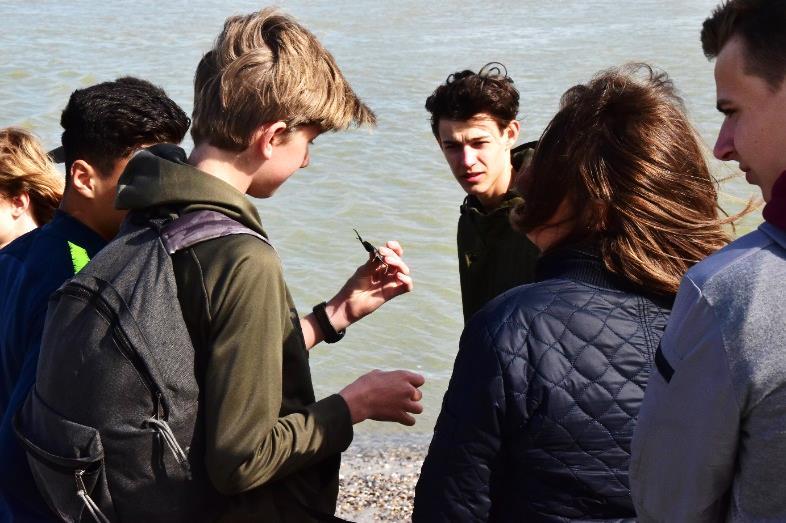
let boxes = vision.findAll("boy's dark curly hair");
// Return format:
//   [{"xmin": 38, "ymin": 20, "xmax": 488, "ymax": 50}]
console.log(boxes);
[{"xmin": 425, "ymin": 63, "xmax": 519, "ymax": 137}]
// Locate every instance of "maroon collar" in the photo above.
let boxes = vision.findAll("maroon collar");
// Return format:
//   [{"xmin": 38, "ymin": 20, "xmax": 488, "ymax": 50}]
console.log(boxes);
[{"xmin": 763, "ymin": 171, "xmax": 786, "ymax": 232}]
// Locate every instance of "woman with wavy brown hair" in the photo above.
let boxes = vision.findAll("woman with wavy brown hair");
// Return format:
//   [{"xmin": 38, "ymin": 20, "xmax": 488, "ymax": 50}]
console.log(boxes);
[
  {"xmin": 0, "ymin": 128, "xmax": 63, "ymax": 249},
  {"xmin": 414, "ymin": 64, "xmax": 734, "ymax": 522}
]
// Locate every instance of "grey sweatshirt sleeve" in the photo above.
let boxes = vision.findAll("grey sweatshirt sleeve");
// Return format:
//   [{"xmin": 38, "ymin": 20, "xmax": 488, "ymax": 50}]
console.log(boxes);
[{"xmin": 630, "ymin": 276, "xmax": 740, "ymax": 522}]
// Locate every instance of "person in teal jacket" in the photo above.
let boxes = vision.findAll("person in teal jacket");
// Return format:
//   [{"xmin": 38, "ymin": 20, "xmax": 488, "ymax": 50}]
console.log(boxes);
[
  {"xmin": 425, "ymin": 63, "xmax": 539, "ymax": 322},
  {"xmin": 0, "ymin": 77, "xmax": 189, "ymax": 521}
]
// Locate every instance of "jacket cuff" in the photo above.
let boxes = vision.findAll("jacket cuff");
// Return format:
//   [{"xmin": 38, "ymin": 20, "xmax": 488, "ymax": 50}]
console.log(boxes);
[{"xmin": 310, "ymin": 393, "xmax": 354, "ymax": 454}]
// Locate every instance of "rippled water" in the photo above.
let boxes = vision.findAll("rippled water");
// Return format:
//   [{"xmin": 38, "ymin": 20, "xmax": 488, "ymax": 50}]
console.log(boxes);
[{"xmin": 1, "ymin": 0, "xmax": 758, "ymax": 437}]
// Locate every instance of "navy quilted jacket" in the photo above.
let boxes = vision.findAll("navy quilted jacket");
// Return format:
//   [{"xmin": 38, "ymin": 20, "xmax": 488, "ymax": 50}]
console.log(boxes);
[{"xmin": 414, "ymin": 248, "xmax": 672, "ymax": 522}]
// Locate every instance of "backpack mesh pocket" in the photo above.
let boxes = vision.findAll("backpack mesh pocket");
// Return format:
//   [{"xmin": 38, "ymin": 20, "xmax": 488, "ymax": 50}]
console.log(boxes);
[{"xmin": 14, "ymin": 389, "xmax": 114, "ymax": 522}]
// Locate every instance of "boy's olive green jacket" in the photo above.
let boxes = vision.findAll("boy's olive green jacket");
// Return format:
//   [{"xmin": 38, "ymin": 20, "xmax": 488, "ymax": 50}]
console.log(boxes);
[
  {"xmin": 116, "ymin": 145, "xmax": 352, "ymax": 522},
  {"xmin": 457, "ymin": 141, "xmax": 540, "ymax": 322}
]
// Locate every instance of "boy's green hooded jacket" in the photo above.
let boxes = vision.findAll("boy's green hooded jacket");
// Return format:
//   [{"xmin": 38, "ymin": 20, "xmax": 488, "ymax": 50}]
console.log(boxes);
[
  {"xmin": 457, "ymin": 141, "xmax": 540, "ymax": 322},
  {"xmin": 116, "ymin": 145, "xmax": 353, "ymax": 522}
]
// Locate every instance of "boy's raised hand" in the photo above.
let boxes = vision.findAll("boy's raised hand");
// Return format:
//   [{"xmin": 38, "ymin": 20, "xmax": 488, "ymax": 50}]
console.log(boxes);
[
  {"xmin": 327, "ymin": 239, "xmax": 413, "ymax": 329},
  {"xmin": 299, "ymin": 239, "xmax": 413, "ymax": 350}
]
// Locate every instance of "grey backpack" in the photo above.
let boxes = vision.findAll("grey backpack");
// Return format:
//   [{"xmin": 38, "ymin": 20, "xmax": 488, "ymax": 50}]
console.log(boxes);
[{"xmin": 14, "ymin": 209, "xmax": 269, "ymax": 522}]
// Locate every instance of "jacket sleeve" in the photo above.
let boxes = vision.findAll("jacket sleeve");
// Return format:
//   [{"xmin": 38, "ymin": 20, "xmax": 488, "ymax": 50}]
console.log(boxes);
[
  {"xmin": 197, "ymin": 238, "xmax": 353, "ymax": 495},
  {"xmin": 630, "ymin": 275, "xmax": 740, "ymax": 522},
  {"xmin": 413, "ymin": 316, "xmax": 507, "ymax": 521}
]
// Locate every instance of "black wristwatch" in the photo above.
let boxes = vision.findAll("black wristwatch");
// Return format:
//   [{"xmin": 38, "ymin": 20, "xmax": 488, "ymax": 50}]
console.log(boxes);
[{"xmin": 312, "ymin": 301, "xmax": 345, "ymax": 344}]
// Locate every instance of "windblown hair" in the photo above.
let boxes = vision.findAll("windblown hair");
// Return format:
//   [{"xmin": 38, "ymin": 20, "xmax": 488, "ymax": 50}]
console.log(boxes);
[
  {"xmin": 0, "ymin": 128, "xmax": 63, "ymax": 225},
  {"xmin": 191, "ymin": 7, "xmax": 376, "ymax": 150},
  {"xmin": 425, "ymin": 63, "xmax": 519, "ymax": 138},
  {"xmin": 701, "ymin": 0, "xmax": 786, "ymax": 88},
  {"xmin": 61, "ymin": 77, "xmax": 190, "ymax": 182},
  {"xmin": 512, "ymin": 64, "xmax": 734, "ymax": 296}
]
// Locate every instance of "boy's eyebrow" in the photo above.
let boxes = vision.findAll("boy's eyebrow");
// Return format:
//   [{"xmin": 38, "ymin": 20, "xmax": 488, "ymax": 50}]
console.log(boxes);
[{"xmin": 441, "ymin": 131, "xmax": 494, "ymax": 144}]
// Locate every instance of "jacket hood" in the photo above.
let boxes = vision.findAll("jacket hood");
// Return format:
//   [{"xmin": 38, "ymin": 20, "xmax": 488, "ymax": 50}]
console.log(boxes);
[
  {"xmin": 511, "ymin": 140, "xmax": 536, "ymax": 173},
  {"xmin": 115, "ymin": 144, "xmax": 267, "ymax": 237}
]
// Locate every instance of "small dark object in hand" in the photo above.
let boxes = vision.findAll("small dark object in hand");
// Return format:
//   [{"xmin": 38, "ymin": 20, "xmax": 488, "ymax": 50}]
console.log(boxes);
[{"xmin": 354, "ymin": 229, "xmax": 388, "ymax": 269}]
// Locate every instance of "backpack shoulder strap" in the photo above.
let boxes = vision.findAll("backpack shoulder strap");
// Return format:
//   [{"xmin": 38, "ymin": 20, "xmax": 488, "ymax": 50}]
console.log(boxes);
[{"xmin": 159, "ymin": 210, "xmax": 273, "ymax": 255}]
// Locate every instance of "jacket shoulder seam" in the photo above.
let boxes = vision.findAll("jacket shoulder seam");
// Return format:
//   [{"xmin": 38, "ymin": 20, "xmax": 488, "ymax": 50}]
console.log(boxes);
[
  {"xmin": 692, "ymin": 233, "xmax": 774, "ymax": 289},
  {"xmin": 187, "ymin": 246, "xmax": 213, "ymax": 324},
  {"xmin": 682, "ymin": 275, "xmax": 744, "ymax": 414}
]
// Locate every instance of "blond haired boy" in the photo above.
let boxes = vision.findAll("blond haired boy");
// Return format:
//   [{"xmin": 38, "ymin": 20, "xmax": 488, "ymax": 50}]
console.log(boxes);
[{"xmin": 113, "ymin": 8, "xmax": 423, "ymax": 520}]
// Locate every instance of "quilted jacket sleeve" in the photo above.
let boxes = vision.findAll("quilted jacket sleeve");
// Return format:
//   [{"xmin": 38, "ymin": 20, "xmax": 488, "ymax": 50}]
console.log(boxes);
[{"xmin": 413, "ymin": 316, "xmax": 509, "ymax": 521}]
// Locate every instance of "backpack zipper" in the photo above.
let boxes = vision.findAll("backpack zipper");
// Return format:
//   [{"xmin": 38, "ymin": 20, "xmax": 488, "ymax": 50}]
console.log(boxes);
[
  {"xmin": 60, "ymin": 283, "xmax": 190, "ymax": 468},
  {"xmin": 59, "ymin": 283, "xmax": 163, "ymax": 416},
  {"xmin": 75, "ymin": 469, "xmax": 111, "ymax": 523}
]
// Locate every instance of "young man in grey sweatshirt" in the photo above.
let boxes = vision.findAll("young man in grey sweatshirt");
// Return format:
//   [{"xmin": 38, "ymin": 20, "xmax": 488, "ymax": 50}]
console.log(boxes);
[{"xmin": 630, "ymin": 0, "xmax": 786, "ymax": 520}]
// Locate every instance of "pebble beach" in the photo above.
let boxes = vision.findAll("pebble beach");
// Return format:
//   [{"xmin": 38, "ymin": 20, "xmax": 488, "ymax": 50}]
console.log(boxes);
[{"xmin": 335, "ymin": 437, "xmax": 428, "ymax": 522}]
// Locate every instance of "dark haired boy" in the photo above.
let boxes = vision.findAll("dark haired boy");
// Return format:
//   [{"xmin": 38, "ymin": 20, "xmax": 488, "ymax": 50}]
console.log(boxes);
[
  {"xmin": 0, "ymin": 77, "xmax": 190, "ymax": 520},
  {"xmin": 425, "ymin": 64, "xmax": 539, "ymax": 322},
  {"xmin": 630, "ymin": 0, "xmax": 786, "ymax": 519}
]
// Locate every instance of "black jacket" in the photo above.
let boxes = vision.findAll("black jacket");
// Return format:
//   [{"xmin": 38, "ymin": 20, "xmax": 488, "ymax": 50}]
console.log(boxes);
[{"xmin": 414, "ymin": 248, "xmax": 673, "ymax": 522}]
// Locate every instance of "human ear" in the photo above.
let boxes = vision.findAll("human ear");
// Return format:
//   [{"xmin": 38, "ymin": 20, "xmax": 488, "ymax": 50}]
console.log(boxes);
[
  {"xmin": 505, "ymin": 120, "xmax": 521, "ymax": 148},
  {"xmin": 255, "ymin": 121, "xmax": 289, "ymax": 160},
  {"xmin": 69, "ymin": 159, "xmax": 98, "ymax": 199},
  {"xmin": 8, "ymin": 192, "xmax": 31, "ymax": 218}
]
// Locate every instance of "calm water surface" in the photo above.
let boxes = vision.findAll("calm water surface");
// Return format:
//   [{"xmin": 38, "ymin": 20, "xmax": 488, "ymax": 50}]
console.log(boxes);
[{"xmin": 1, "ymin": 0, "xmax": 759, "ymax": 437}]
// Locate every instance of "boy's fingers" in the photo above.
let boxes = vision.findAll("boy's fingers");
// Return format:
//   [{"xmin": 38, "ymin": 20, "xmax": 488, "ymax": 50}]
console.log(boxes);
[
  {"xmin": 385, "ymin": 240, "xmax": 403, "ymax": 256},
  {"xmin": 384, "ymin": 256, "xmax": 410, "ymax": 275},
  {"xmin": 411, "ymin": 387, "xmax": 423, "ymax": 402},
  {"xmin": 398, "ymin": 412, "xmax": 416, "ymax": 426},
  {"xmin": 398, "ymin": 370, "xmax": 425, "ymax": 387},
  {"xmin": 395, "ymin": 273, "xmax": 414, "ymax": 289},
  {"xmin": 406, "ymin": 400, "xmax": 424, "ymax": 415}
]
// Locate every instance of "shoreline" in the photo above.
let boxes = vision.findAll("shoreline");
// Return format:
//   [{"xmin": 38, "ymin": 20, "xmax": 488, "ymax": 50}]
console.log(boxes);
[{"xmin": 335, "ymin": 434, "xmax": 429, "ymax": 522}]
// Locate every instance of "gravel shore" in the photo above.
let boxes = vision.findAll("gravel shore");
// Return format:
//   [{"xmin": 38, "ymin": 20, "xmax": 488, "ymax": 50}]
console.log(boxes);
[{"xmin": 335, "ymin": 435, "xmax": 429, "ymax": 522}]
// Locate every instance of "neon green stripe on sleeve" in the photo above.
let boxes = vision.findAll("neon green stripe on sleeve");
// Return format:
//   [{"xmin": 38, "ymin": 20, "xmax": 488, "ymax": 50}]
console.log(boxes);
[{"xmin": 67, "ymin": 241, "xmax": 91, "ymax": 274}]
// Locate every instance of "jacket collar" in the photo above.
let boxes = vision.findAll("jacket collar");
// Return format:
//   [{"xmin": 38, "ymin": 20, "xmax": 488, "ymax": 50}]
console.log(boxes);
[
  {"xmin": 460, "ymin": 191, "xmax": 522, "ymax": 216},
  {"xmin": 535, "ymin": 245, "xmax": 675, "ymax": 309},
  {"xmin": 763, "ymin": 170, "xmax": 786, "ymax": 234},
  {"xmin": 536, "ymin": 246, "xmax": 614, "ymax": 287},
  {"xmin": 759, "ymin": 221, "xmax": 786, "ymax": 250},
  {"xmin": 45, "ymin": 210, "xmax": 107, "ymax": 258}
]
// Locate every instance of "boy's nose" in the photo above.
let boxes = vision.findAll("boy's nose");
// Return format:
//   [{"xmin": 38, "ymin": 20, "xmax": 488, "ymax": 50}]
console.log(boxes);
[
  {"xmin": 713, "ymin": 120, "xmax": 735, "ymax": 161},
  {"xmin": 461, "ymin": 147, "xmax": 477, "ymax": 168}
]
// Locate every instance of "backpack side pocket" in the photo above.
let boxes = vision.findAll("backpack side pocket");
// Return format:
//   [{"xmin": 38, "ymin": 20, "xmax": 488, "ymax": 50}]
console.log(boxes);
[{"xmin": 14, "ymin": 388, "xmax": 115, "ymax": 523}]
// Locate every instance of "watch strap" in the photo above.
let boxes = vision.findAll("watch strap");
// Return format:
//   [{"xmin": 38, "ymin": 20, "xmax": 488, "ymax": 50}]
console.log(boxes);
[{"xmin": 312, "ymin": 301, "xmax": 345, "ymax": 344}]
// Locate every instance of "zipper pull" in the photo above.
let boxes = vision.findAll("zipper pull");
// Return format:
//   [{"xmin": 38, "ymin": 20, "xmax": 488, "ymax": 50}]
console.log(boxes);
[
  {"xmin": 155, "ymin": 391, "xmax": 164, "ymax": 419},
  {"xmin": 74, "ymin": 469, "xmax": 87, "ymax": 493}
]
